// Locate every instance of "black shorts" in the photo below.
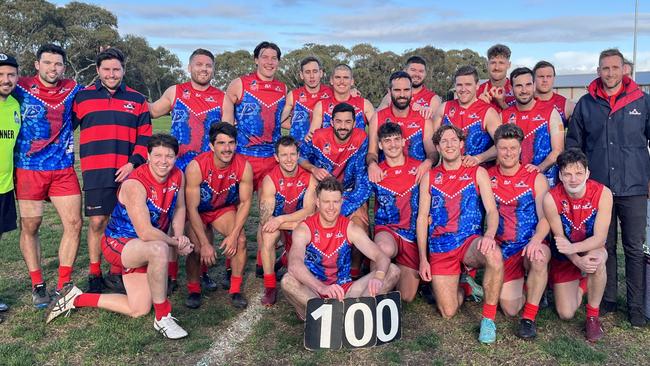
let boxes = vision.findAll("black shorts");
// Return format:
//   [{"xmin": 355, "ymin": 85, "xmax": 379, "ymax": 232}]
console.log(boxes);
[
  {"xmin": 84, "ymin": 187, "xmax": 118, "ymax": 217},
  {"xmin": 0, "ymin": 190, "xmax": 17, "ymax": 235}
]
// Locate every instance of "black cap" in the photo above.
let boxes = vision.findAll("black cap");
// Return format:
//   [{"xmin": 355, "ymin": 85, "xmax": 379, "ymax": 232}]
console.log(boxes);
[{"xmin": 0, "ymin": 53, "xmax": 19, "ymax": 68}]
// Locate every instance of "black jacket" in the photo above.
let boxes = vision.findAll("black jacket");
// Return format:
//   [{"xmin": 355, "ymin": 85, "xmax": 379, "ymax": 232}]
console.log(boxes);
[{"xmin": 566, "ymin": 76, "xmax": 650, "ymax": 197}]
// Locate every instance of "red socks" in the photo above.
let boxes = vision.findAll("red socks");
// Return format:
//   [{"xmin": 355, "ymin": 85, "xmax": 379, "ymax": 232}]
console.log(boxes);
[
  {"xmin": 153, "ymin": 299, "xmax": 172, "ymax": 321},
  {"xmin": 263, "ymin": 274, "xmax": 276, "ymax": 289},
  {"xmin": 168, "ymin": 261, "xmax": 178, "ymax": 280},
  {"xmin": 73, "ymin": 293, "xmax": 100, "ymax": 308},
  {"xmin": 522, "ymin": 302, "xmax": 539, "ymax": 321},
  {"xmin": 229, "ymin": 276, "xmax": 243, "ymax": 294},
  {"xmin": 29, "ymin": 269, "xmax": 44, "ymax": 287},
  {"xmin": 88, "ymin": 261, "xmax": 101, "ymax": 276},
  {"xmin": 57, "ymin": 266, "xmax": 73, "ymax": 290},
  {"xmin": 586, "ymin": 304, "xmax": 599, "ymax": 318},
  {"xmin": 187, "ymin": 281, "xmax": 201, "ymax": 294},
  {"xmin": 482, "ymin": 303, "xmax": 497, "ymax": 321}
]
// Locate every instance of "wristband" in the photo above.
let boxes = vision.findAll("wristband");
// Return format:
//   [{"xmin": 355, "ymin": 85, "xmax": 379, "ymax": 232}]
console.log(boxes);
[{"xmin": 374, "ymin": 270, "xmax": 386, "ymax": 280}]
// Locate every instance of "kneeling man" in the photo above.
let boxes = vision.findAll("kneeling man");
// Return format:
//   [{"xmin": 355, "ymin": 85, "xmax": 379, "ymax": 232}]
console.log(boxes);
[
  {"xmin": 543, "ymin": 149, "xmax": 611, "ymax": 342},
  {"xmin": 46, "ymin": 134, "xmax": 193, "ymax": 339},
  {"xmin": 281, "ymin": 177, "xmax": 400, "ymax": 320}
]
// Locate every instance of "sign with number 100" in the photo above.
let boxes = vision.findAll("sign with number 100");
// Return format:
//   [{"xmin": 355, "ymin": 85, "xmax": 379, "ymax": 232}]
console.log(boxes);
[{"xmin": 304, "ymin": 291, "xmax": 402, "ymax": 350}]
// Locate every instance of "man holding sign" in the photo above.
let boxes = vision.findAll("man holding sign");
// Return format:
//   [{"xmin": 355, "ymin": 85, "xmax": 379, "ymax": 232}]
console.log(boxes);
[{"xmin": 281, "ymin": 177, "xmax": 400, "ymax": 320}]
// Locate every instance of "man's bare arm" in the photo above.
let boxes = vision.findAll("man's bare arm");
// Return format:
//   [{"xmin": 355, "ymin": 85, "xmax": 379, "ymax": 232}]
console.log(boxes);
[{"xmin": 148, "ymin": 85, "xmax": 175, "ymax": 119}]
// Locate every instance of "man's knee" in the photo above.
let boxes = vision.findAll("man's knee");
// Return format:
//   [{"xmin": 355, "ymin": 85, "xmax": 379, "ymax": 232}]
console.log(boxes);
[
  {"xmin": 484, "ymin": 248, "xmax": 504, "ymax": 270},
  {"xmin": 20, "ymin": 217, "xmax": 42, "ymax": 234},
  {"xmin": 63, "ymin": 215, "xmax": 83, "ymax": 233},
  {"xmin": 500, "ymin": 298, "xmax": 523, "ymax": 317},
  {"xmin": 556, "ymin": 305, "xmax": 576, "ymax": 321},
  {"xmin": 281, "ymin": 272, "xmax": 298, "ymax": 293},
  {"xmin": 128, "ymin": 304, "xmax": 152, "ymax": 318},
  {"xmin": 438, "ymin": 303, "xmax": 459, "ymax": 319},
  {"xmin": 147, "ymin": 241, "xmax": 170, "ymax": 262},
  {"xmin": 237, "ymin": 234, "xmax": 247, "ymax": 250},
  {"xmin": 89, "ymin": 216, "xmax": 108, "ymax": 232},
  {"xmin": 260, "ymin": 232, "xmax": 277, "ymax": 252},
  {"xmin": 529, "ymin": 258, "xmax": 549, "ymax": 274}
]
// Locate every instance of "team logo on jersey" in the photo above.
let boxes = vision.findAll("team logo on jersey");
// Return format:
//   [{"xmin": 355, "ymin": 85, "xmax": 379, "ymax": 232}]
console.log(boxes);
[
  {"xmin": 346, "ymin": 145, "xmax": 356, "ymax": 151},
  {"xmin": 432, "ymin": 195, "xmax": 444, "ymax": 209},
  {"xmin": 264, "ymin": 83, "xmax": 271, "ymax": 89},
  {"xmin": 520, "ymin": 115, "xmax": 529, "ymax": 120},
  {"xmin": 313, "ymin": 229, "xmax": 320, "ymax": 243},
  {"xmin": 250, "ymin": 80, "xmax": 258, "ymax": 91},
  {"xmin": 469, "ymin": 113, "xmax": 479, "ymax": 119},
  {"xmin": 149, "ymin": 186, "xmax": 158, "ymax": 201},
  {"xmin": 205, "ymin": 96, "xmax": 215, "ymax": 102},
  {"xmin": 335, "ymin": 231, "xmax": 344, "ymax": 239},
  {"xmin": 507, "ymin": 113, "xmax": 516, "ymax": 124},
  {"xmin": 515, "ymin": 181, "xmax": 528, "ymax": 188},
  {"xmin": 395, "ymin": 169, "xmax": 402, "ymax": 175},
  {"xmin": 323, "ymin": 142, "xmax": 331, "ymax": 155},
  {"xmin": 169, "ymin": 182, "xmax": 179, "ymax": 193},
  {"xmin": 321, "ymin": 93, "xmax": 329, "ymax": 99},
  {"xmin": 629, "ymin": 109, "xmax": 641, "ymax": 116},
  {"xmin": 561, "ymin": 199, "xmax": 569, "ymax": 212},
  {"xmin": 533, "ymin": 114, "xmax": 544, "ymax": 121},
  {"xmin": 448, "ymin": 107, "xmax": 456, "ymax": 118},
  {"xmin": 299, "ymin": 92, "xmax": 307, "ymax": 103},
  {"xmin": 30, "ymin": 84, "xmax": 39, "ymax": 95},
  {"xmin": 218, "ymin": 174, "xmax": 224, "ymax": 179},
  {"xmin": 408, "ymin": 121, "xmax": 419, "ymax": 129},
  {"xmin": 503, "ymin": 179, "xmax": 511, "ymax": 185},
  {"xmin": 58, "ymin": 87, "xmax": 69, "ymax": 95},
  {"xmin": 297, "ymin": 180, "xmax": 305, "ymax": 187},
  {"xmin": 327, "ymin": 103, "xmax": 334, "ymax": 114},
  {"xmin": 459, "ymin": 173, "xmax": 471, "ymax": 181},
  {"xmin": 408, "ymin": 167, "xmax": 417, "ymax": 175},
  {"xmin": 123, "ymin": 102, "xmax": 135, "ymax": 111},
  {"xmin": 14, "ymin": 111, "xmax": 20, "ymax": 125},
  {"xmin": 228, "ymin": 172, "xmax": 237, "ymax": 180},
  {"xmin": 182, "ymin": 89, "xmax": 190, "ymax": 99},
  {"xmin": 275, "ymin": 85, "xmax": 283, "ymax": 92},
  {"xmin": 326, "ymin": 232, "xmax": 333, "ymax": 238},
  {"xmin": 434, "ymin": 172, "xmax": 443, "ymax": 185},
  {"xmin": 490, "ymin": 176, "xmax": 497, "ymax": 188}
]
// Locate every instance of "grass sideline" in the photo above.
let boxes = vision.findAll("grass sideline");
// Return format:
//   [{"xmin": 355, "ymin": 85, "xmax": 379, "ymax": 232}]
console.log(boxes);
[{"xmin": 0, "ymin": 115, "xmax": 648, "ymax": 365}]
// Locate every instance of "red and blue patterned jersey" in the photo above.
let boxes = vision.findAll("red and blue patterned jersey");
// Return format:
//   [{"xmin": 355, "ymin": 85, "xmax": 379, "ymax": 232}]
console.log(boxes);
[
  {"xmin": 372, "ymin": 157, "xmax": 420, "ymax": 242},
  {"xmin": 489, "ymin": 165, "xmax": 539, "ymax": 259},
  {"xmin": 321, "ymin": 95, "xmax": 366, "ymax": 129},
  {"xmin": 289, "ymin": 85, "xmax": 332, "ymax": 143},
  {"xmin": 502, "ymin": 102, "xmax": 558, "ymax": 186},
  {"xmin": 477, "ymin": 79, "xmax": 516, "ymax": 112},
  {"xmin": 442, "ymin": 99, "xmax": 494, "ymax": 157},
  {"xmin": 410, "ymin": 86, "xmax": 437, "ymax": 111},
  {"xmin": 268, "ymin": 164, "xmax": 312, "ymax": 216},
  {"xmin": 300, "ymin": 128, "xmax": 370, "ymax": 216},
  {"xmin": 13, "ymin": 77, "xmax": 82, "ymax": 170},
  {"xmin": 105, "ymin": 164, "xmax": 182, "ymax": 239},
  {"xmin": 428, "ymin": 164, "xmax": 484, "ymax": 253},
  {"xmin": 537, "ymin": 93, "xmax": 568, "ymax": 127},
  {"xmin": 376, "ymin": 106, "xmax": 427, "ymax": 161},
  {"xmin": 194, "ymin": 151, "xmax": 247, "ymax": 214},
  {"xmin": 170, "ymin": 82, "xmax": 224, "ymax": 171},
  {"xmin": 303, "ymin": 213, "xmax": 353, "ymax": 286},
  {"xmin": 234, "ymin": 73, "xmax": 286, "ymax": 158},
  {"xmin": 549, "ymin": 179, "xmax": 604, "ymax": 261}
]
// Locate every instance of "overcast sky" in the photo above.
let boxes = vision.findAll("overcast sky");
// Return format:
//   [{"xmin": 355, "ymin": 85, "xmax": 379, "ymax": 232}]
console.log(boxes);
[{"xmin": 54, "ymin": 0, "xmax": 649, "ymax": 75}]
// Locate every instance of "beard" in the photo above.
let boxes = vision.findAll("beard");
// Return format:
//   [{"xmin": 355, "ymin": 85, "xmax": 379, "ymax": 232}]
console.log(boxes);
[{"xmin": 391, "ymin": 95, "xmax": 411, "ymax": 110}]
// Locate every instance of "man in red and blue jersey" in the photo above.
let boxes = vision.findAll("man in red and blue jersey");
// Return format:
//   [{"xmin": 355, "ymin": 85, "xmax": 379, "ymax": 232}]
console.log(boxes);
[
  {"xmin": 502, "ymin": 67, "xmax": 564, "ymax": 187},
  {"xmin": 416, "ymin": 124, "xmax": 503, "ymax": 344},
  {"xmin": 149, "ymin": 48, "xmax": 234, "ymax": 294},
  {"xmin": 258, "ymin": 136, "xmax": 317, "ymax": 305},
  {"xmin": 308, "ymin": 64, "xmax": 374, "ymax": 134},
  {"xmin": 73, "ymin": 47, "xmax": 152, "ymax": 294},
  {"xmin": 46, "ymin": 134, "xmax": 194, "ymax": 340},
  {"xmin": 367, "ymin": 71, "xmax": 435, "ymax": 184},
  {"xmin": 378, "ymin": 55, "xmax": 442, "ymax": 114},
  {"xmin": 371, "ymin": 122, "xmax": 422, "ymax": 302},
  {"xmin": 433, "ymin": 66, "xmax": 501, "ymax": 167},
  {"xmin": 543, "ymin": 149, "xmax": 612, "ymax": 342},
  {"xmin": 279, "ymin": 56, "xmax": 332, "ymax": 144},
  {"xmin": 185, "ymin": 122, "xmax": 254, "ymax": 309},
  {"xmin": 489, "ymin": 124, "xmax": 550, "ymax": 339},
  {"xmin": 478, "ymin": 44, "xmax": 515, "ymax": 112},
  {"xmin": 13, "ymin": 44, "xmax": 83, "ymax": 308},
  {"xmin": 281, "ymin": 177, "xmax": 400, "ymax": 320},
  {"xmin": 533, "ymin": 61, "xmax": 575, "ymax": 127}
]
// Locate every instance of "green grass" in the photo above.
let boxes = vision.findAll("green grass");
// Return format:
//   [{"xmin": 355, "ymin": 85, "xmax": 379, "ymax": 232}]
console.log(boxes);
[{"xmin": 1, "ymin": 116, "xmax": 650, "ymax": 364}]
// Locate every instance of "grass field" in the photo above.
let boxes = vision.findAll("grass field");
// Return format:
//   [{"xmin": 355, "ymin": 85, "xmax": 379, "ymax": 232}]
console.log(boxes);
[{"xmin": 1, "ymin": 116, "xmax": 649, "ymax": 365}]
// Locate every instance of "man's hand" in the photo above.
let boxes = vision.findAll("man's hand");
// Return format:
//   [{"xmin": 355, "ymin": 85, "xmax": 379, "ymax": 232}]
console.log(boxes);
[
  {"xmin": 461, "ymin": 155, "xmax": 480, "ymax": 167},
  {"xmin": 415, "ymin": 160, "xmax": 432, "ymax": 183},
  {"xmin": 200, "ymin": 242, "xmax": 217, "ymax": 266},
  {"xmin": 304, "ymin": 130, "xmax": 315, "ymax": 143},
  {"xmin": 554, "ymin": 236, "xmax": 575, "ymax": 255},
  {"xmin": 174, "ymin": 235, "xmax": 194, "ymax": 256},
  {"xmin": 220, "ymin": 234, "xmax": 238, "ymax": 257},
  {"xmin": 490, "ymin": 86, "xmax": 505, "ymax": 107},
  {"xmin": 525, "ymin": 163, "xmax": 541, "ymax": 173},
  {"xmin": 262, "ymin": 216, "xmax": 283, "ymax": 233},
  {"xmin": 523, "ymin": 239, "xmax": 547, "ymax": 262},
  {"xmin": 312, "ymin": 168, "xmax": 332, "ymax": 181},
  {"xmin": 477, "ymin": 235, "xmax": 496, "ymax": 255},
  {"xmin": 478, "ymin": 88, "xmax": 493, "ymax": 104},
  {"xmin": 115, "ymin": 162, "xmax": 134, "ymax": 182},
  {"xmin": 319, "ymin": 284, "xmax": 345, "ymax": 301},
  {"xmin": 368, "ymin": 162, "xmax": 385, "ymax": 183},
  {"xmin": 572, "ymin": 254, "xmax": 602, "ymax": 274},
  {"xmin": 418, "ymin": 106, "xmax": 434, "ymax": 120},
  {"xmin": 419, "ymin": 259, "xmax": 432, "ymax": 282},
  {"xmin": 367, "ymin": 278, "xmax": 383, "ymax": 297}
]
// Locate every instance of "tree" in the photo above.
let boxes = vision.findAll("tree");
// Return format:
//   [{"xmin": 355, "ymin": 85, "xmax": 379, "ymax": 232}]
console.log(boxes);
[{"xmin": 213, "ymin": 50, "xmax": 254, "ymax": 89}]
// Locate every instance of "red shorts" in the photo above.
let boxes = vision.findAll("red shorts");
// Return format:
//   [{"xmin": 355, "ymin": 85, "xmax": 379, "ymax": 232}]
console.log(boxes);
[
  {"xmin": 320, "ymin": 281, "xmax": 354, "ymax": 299},
  {"xmin": 243, "ymin": 155, "xmax": 277, "ymax": 191},
  {"xmin": 15, "ymin": 167, "xmax": 81, "ymax": 200},
  {"xmin": 101, "ymin": 236, "xmax": 147, "ymax": 274},
  {"xmin": 200, "ymin": 205, "xmax": 236, "ymax": 226},
  {"xmin": 429, "ymin": 234, "xmax": 480, "ymax": 276},
  {"xmin": 503, "ymin": 250, "xmax": 525, "ymax": 283},
  {"xmin": 550, "ymin": 257, "xmax": 584, "ymax": 285},
  {"xmin": 375, "ymin": 226, "xmax": 419, "ymax": 271}
]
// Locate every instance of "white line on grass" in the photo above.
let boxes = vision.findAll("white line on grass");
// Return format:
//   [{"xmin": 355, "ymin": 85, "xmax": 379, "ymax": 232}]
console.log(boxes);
[{"xmin": 196, "ymin": 276, "xmax": 265, "ymax": 366}]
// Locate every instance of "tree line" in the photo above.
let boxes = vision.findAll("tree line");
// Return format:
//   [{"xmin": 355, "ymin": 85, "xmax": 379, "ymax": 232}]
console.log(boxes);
[{"xmin": 1, "ymin": 0, "xmax": 489, "ymax": 105}]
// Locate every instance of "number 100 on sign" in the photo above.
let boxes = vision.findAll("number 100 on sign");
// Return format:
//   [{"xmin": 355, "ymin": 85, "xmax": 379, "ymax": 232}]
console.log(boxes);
[{"xmin": 304, "ymin": 291, "xmax": 402, "ymax": 350}]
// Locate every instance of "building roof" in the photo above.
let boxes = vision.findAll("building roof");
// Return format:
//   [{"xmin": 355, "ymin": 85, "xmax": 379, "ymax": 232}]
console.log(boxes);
[{"xmin": 554, "ymin": 71, "xmax": 650, "ymax": 88}]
